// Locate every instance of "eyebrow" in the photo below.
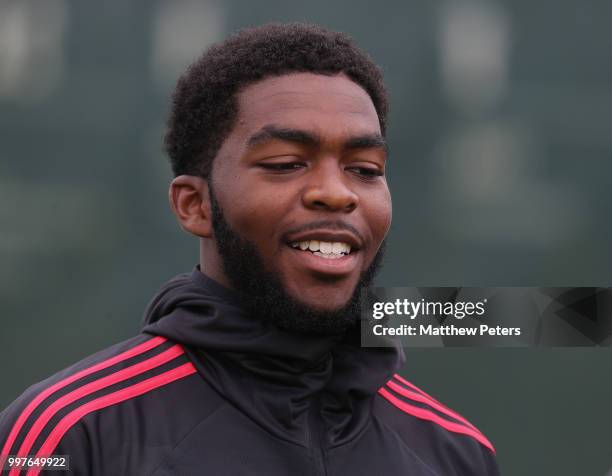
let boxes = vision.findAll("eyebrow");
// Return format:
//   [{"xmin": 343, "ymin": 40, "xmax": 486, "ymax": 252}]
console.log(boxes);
[
  {"xmin": 247, "ymin": 126, "xmax": 318, "ymax": 148},
  {"xmin": 246, "ymin": 125, "xmax": 387, "ymax": 154}
]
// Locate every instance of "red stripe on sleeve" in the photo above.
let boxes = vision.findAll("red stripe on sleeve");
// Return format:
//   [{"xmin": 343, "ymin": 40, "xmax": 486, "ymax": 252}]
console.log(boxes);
[
  {"xmin": 1, "ymin": 336, "xmax": 166, "ymax": 457},
  {"xmin": 26, "ymin": 362, "xmax": 197, "ymax": 476},
  {"xmin": 378, "ymin": 387, "xmax": 495, "ymax": 454},
  {"xmin": 393, "ymin": 373, "xmax": 435, "ymax": 399},
  {"xmin": 386, "ymin": 380, "xmax": 480, "ymax": 432},
  {"xmin": 392, "ymin": 373, "xmax": 478, "ymax": 430},
  {"xmin": 9, "ymin": 345, "xmax": 184, "ymax": 476}
]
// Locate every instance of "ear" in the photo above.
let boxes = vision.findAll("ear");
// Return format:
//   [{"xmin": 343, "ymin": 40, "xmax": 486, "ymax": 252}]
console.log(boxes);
[{"xmin": 168, "ymin": 175, "xmax": 213, "ymax": 238}]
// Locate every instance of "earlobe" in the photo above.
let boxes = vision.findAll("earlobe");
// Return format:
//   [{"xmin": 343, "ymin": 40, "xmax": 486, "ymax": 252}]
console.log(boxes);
[{"xmin": 168, "ymin": 175, "xmax": 213, "ymax": 238}]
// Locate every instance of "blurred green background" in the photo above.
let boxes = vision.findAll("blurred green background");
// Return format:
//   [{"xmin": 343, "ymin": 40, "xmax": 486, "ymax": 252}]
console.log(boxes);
[{"xmin": 1, "ymin": 1, "xmax": 611, "ymax": 474}]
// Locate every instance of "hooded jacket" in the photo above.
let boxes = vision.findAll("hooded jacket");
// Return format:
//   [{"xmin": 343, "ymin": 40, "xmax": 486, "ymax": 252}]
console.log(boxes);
[{"xmin": 0, "ymin": 269, "xmax": 499, "ymax": 475}]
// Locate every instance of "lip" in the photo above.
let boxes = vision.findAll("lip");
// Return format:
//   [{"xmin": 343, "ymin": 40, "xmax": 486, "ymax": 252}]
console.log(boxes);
[
  {"xmin": 285, "ymin": 246, "xmax": 359, "ymax": 277},
  {"xmin": 285, "ymin": 229, "xmax": 363, "ymax": 251}
]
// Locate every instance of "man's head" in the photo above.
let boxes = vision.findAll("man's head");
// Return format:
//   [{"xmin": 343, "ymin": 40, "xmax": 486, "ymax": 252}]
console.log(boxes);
[{"xmin": 167, "ymin": 23, "xmax": 392, "ymax": 334}]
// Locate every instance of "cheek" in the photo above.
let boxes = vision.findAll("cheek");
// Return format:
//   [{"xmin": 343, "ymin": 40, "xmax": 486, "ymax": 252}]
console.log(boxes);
[
  {"xmin": 223, "ymin": 188, "xmax": 288, "ymax": 249},
  {"xmin": 367, "ymin": 190, "xmax": 392, "ymax": 243}
]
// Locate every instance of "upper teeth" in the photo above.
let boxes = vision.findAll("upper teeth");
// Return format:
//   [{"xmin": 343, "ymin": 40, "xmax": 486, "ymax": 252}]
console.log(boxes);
[{"xmin": 290, "ymin": 240, "xmax": 351, "ymax": 255}]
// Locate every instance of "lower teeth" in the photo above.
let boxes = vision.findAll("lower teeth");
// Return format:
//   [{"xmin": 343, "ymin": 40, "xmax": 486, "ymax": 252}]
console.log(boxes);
[{"xmin": 313, "ymin": 251, "xmax": 343, "ymax": 259}]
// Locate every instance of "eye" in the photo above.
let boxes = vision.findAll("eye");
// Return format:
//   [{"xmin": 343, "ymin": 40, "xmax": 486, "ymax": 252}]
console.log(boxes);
[
  {"xmin": 348, "ymin": 166, "xmax": 384, "ymax": 179},
  {"xmin": 258, "ymin": 162, "xmax": 306, "ymax": 173}
]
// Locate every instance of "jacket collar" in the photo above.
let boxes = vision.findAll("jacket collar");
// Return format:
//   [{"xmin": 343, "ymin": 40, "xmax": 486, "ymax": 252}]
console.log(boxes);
[{"xmin": 142, "ymin": 267, "xmax": 404, "ymax": 447}]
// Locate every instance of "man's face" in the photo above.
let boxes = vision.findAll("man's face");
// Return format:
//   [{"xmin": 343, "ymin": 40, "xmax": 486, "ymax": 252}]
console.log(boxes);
[{"xmin": 210, "ymin": 72, "xmax": 392, "ymax": 315}]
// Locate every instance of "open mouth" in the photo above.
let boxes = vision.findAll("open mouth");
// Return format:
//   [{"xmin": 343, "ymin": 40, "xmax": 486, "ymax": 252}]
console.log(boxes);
[{"xmin": 289, "ymin": 240, "xmax": 352, "ymax": 260}]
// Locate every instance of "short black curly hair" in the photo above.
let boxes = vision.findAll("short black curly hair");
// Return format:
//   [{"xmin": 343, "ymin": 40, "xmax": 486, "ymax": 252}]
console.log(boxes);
[{"xmin": 164, "ymin": 22, "xmax": 388, "ymax": 179}]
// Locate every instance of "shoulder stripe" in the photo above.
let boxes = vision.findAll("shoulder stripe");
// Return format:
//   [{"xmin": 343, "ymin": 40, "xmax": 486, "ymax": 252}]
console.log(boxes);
[
  {"xmin": 393, "ymin": 374, "xmax": 478, "ymax": 429},
  {"xmin": 393, "ymin": 373, "xmax": 438, "ymax": 400},
  {"xmin": 26, "ymin": 362, "xmax": 197, "ymax": 476},
  {"xmin": 8, "ymin": 345, "xmax": 185, "ymax": 474},
  {"xmin": 378, "ymin": 387, "xmax": 495, "ymax": 453},
  {"xmin": 1, "ymin": 336, "xmax": 167, "ymax": 458},
  {"xmin": 387, "ymin": 380, "xmax": 479, "ymax": 432}
]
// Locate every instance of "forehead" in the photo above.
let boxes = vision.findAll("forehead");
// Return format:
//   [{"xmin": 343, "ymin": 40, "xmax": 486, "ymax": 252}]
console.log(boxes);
[{"xmin": 234, "ymin": 72, "xmax": 381, "ymax": 136}]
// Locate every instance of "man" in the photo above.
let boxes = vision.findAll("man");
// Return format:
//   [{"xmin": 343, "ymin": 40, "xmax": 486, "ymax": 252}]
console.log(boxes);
[{"xmin": 0, "ymin": 23, "xmax": 499, "ymax": 475}]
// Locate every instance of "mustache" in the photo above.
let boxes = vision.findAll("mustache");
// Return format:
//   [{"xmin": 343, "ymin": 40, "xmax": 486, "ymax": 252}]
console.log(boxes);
[{"xmin": 282, "ymin": 220, "xmax": 365, "ymax": 243}]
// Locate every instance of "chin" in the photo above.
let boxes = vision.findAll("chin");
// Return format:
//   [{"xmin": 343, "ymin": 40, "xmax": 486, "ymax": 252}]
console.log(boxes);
[{"xmin": 291, "ymin": 293, "xmax": 353, "ymax": 313}]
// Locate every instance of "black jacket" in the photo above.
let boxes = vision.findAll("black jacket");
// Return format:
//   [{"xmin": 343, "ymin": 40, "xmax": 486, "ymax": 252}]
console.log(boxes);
[{"xmin": 0, "ymin": 269, "xmax": 499, "ymax": 475}]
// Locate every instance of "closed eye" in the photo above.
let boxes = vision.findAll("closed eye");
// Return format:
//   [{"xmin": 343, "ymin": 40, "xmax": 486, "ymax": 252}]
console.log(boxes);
[{"xmin": 258, "ymin": 162, "xmax": 306, "ymax": 173}]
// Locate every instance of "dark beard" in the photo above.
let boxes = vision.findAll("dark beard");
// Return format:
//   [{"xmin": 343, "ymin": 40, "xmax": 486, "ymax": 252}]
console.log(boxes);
[{"xmin": 208, "ymin": 186, "xmax": 386, "ymax": 336}]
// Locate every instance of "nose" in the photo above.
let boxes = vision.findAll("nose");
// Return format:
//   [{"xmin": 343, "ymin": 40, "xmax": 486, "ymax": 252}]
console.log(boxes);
[{"xmin": 302, "ymin": 161, "xmax": 358, "ymax": 213}]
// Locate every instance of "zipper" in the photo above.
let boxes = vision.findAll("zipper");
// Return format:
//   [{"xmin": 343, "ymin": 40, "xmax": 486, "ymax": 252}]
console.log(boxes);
[{"xmin": 308, "ymin": 397, "xmax": 328, "ymax": 476}]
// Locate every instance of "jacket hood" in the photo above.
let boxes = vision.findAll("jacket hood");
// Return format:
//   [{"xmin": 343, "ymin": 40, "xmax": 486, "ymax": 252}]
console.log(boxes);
[{"xmin": 141, "ymin": 267, "xmax": 404, "ymax": 446}]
